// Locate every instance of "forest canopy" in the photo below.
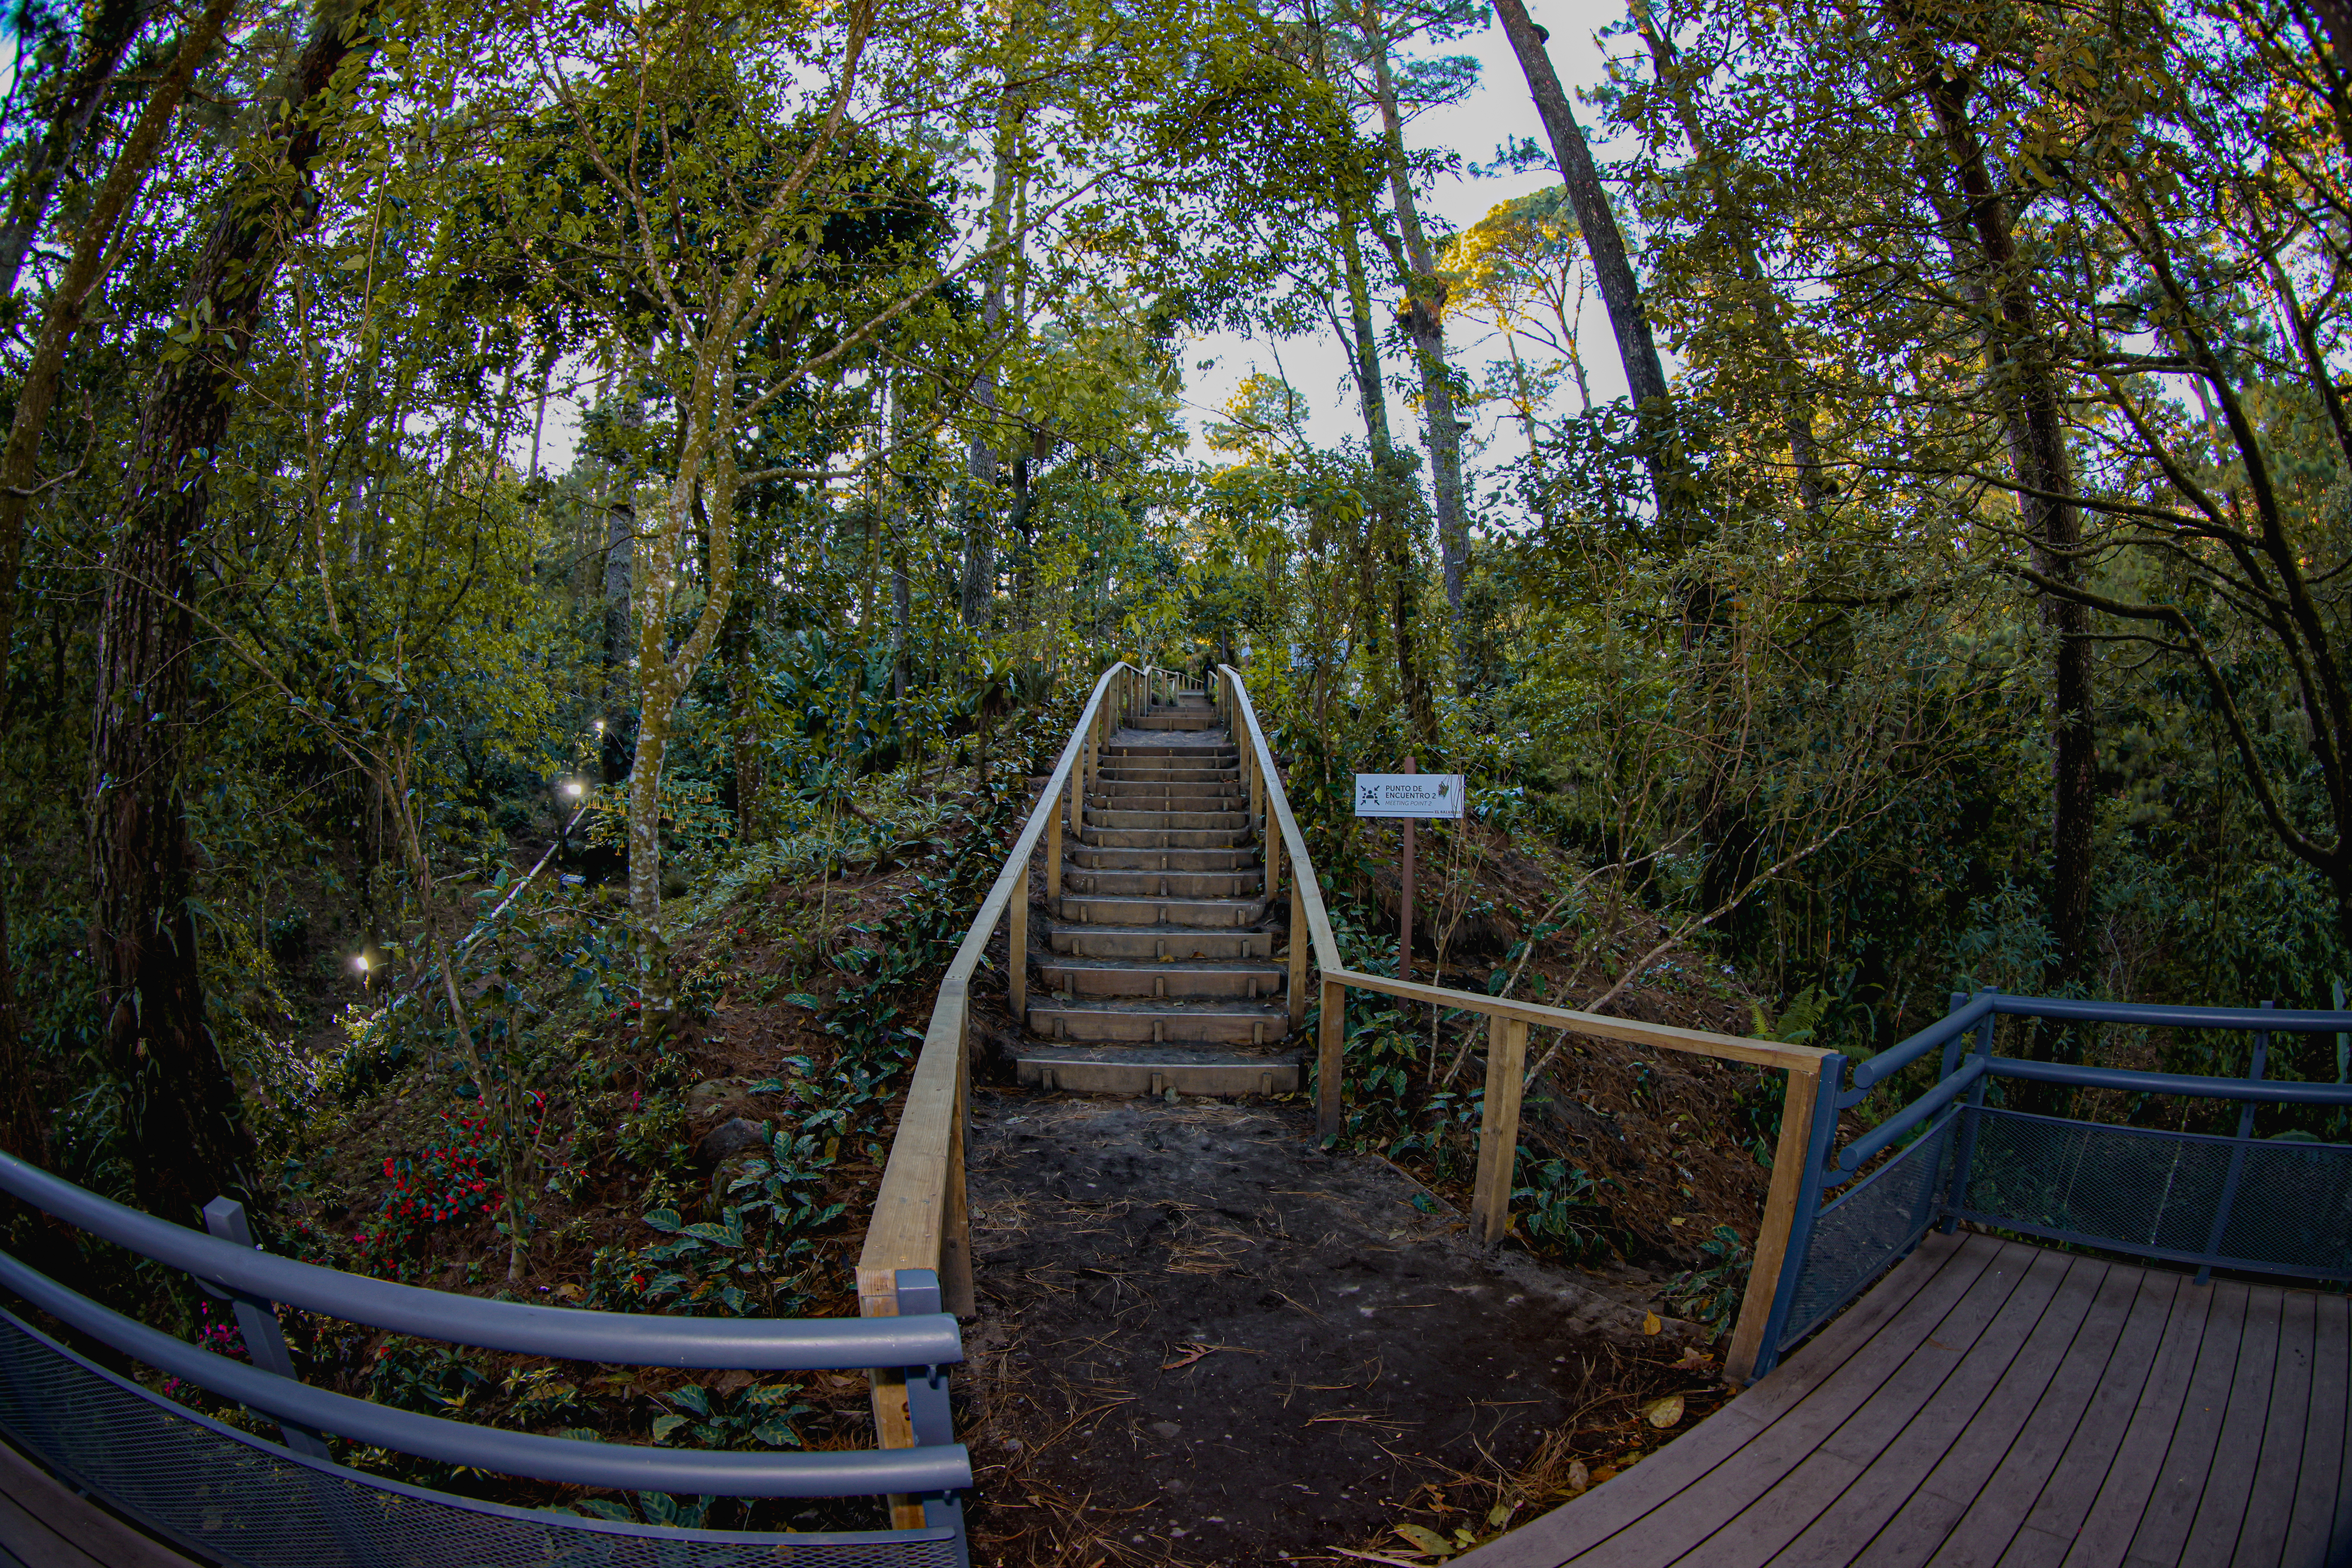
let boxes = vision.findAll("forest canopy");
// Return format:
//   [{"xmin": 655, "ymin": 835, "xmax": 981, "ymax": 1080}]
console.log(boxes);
[{"xmin": 3, "ymin": 0, "xmax": 2351, "ymax": 1255}]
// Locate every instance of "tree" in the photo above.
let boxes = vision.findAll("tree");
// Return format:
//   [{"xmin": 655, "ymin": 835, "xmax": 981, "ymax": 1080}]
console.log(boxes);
[
  {"xmin": 0, "ymin": 0, "xmax": 241, "ymax": 1162},
  {"xmin": 90, "ymin": 0, "xmax": 387, "ymax": 1222},
  {"xmin": 1489, "ymin": 0, "xmax": 1675, "ymax": 517}
]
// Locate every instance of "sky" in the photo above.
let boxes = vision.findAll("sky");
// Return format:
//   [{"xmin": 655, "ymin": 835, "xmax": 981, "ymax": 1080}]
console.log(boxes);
[{"xmin": 1178, "ymin": 0, "xmax": 1638, "ymax": 471}]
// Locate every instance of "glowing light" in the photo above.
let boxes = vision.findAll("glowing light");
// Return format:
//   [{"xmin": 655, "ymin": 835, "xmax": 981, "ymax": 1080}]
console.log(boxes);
[
  {"xmin": 560, "ymin": 779, "xmax": 586, "ymax": 799},
  {"xmin": 594, "ymin": 720, "xmax": 605, "ymax": 733},
  {"xmin": 354, "ymin": 954, "xmax": 370, "ymax": 974}
]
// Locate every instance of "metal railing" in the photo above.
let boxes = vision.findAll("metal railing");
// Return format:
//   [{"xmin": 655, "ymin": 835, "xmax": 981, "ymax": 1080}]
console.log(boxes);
[
  {"xmin": 1209, "ymin": 665, "xmax": 1835, "ymax": 1382},
  {"xmin": 1751, "ymin": 990, "xmax": 2352, "ymax": 1378},
  {"xmin": 0, "ymin": 1152, "xmax": 970, "ymax": 1566}
]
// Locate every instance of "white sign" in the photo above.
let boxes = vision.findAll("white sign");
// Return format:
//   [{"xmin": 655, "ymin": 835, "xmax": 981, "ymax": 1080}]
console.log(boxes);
[{"xmin": 1353, "ymin": 773, "xmax": 1466, "ymax": 819}]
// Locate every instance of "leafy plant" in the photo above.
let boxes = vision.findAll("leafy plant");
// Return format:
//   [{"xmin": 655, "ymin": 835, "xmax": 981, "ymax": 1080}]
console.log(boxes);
[
  {"xmin": 650, "ymin": 1381, "xmax": 817, "ymax": 1448},
  {"xmin": 1665, "ymin": 1225, "xmax": 1752, "ymax": 1329}
]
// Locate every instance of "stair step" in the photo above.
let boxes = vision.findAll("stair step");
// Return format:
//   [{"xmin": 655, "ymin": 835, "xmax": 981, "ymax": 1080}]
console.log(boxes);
[
  {"xmin": 1095, "ymin": 768, "xmax": 1237, "ymax": 785},
  {"xmin": 1034, "ymin": 954, "xmax": 1285, "ymax": 999},
  {"xmin": 1025, "ymin": 996, "xmax": 1292, "ymax": 1046},
  {"xmin": 1087, "ymin": 808, "xmax": 1248, "ymax": 831},
  {"xmin": 1094, "ymin": 782, "xmax": 1241, "ymax": 802},
  {"xmin": 1067, "ymin": 846, "xmax": 1258, "ymax": 872},
  {"xmin": 1014, "ymin": 1045, "xmax": 1300, "ymax": 1097},
  {"xmin": 1045, "ymin": 923, "xmax": 1278, "ymax": 960},
  {"xmin": 1080, "ymin": 826, "xmax": 1252, "ymax": 849},
  {"xmin": 1064, "ymin": 868, "xmax": 1261, "ymax": 898},
  {"xmin": 1059, "ymin": 893, "xmax": 1268, "ymax": 928},
  {"xmin": 1110, "ymin": 744, "xmax": 1236, "ymax": 759}
]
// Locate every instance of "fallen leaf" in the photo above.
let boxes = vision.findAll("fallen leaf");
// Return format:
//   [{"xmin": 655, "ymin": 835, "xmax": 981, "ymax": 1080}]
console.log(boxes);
[
  {"xmin": 1567, "ymin": 1460, "xmax": 1591, "ymax": 1493},
  {"xmin": 1393, "ymin": 1523, "xmax": 1455, "ymax": 1558},
  {"xmin": 1644, "ymin": 1394, "xmax": 1686, "ymax": 1429},
  {"xmin": 1486, "ymin": 1501, "xmax": 1517, "ymax": 1529},
  {"xmin": 1672, "ymin": 1346, "xmax": 1712, "ymax": 1371},
  {"xmin": 1642, "ymin": 1311, "xmax": 1662, "ymax": 1336}
]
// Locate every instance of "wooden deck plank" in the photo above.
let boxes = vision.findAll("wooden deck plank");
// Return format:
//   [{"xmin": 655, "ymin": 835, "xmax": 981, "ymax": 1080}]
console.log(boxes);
[
  {"xmin": 1923, "ymin": 1261, "xmax": 2165, "ymax": 1568},
  {"xmin": 1862, "ymin": 1260, "xmax": 2145, "ymax": 1568},
  {"xmin": 2055, "ymin": 1278, "xmax": 2223, "ymax": 1568},
  {"xmin": 1606, "ymin": 1239, "xmax": 2042, "ymax": 1568},
  {"xmin": 1842, "ymin": 1253, "xmax": 2118, "ymax": 1568},
  {"xmin": 2136, "ymin": 1280, "xmax": 2273, "ymax": 1565},
  {"xmin": 1751, "ymin": 1248, "xmax": 2095, "ymax": 1568},
  {"xmin": 0, "ymin": 1439, "xmax": 193, "ymax": 1568},
  {"xmin": 2066, "ymin": 1279, "xmax": 2246, "ymax": 1568},
  {"xmin": 2282, "ymin": 1293, "xmax": 2347, "ymax": 1568},
  {"xmin": 0, "ymin": 1488, "xmax": 91, "ymax": 1568},
  {"xmin": 1466, "ymin": 1242, "xmax": 2341, "ymax": 1568},
  {"xmin": 2016, "ymin": 1270, "xmax": 2200, "ymax": 1561},
  {"xmin": 2226, "ymin": 1288, "xmax": 2317, "ymax": 1568},
  {"xmin": 2332, "ymin": 1290, "xmax": 2352, "ymax": 1567},
  {"xmin": 1451, "ymin": 1232, "xmax": 1995, "ymax": 1568}
]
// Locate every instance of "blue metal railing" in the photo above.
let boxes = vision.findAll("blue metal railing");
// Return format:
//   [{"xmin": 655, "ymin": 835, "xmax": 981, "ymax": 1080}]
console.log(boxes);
[
  {"xmin": 1750, "ymin": 991, "xmax": 2352, "ymax": 1380},
  {"xmin": 0, "ymin": 1152, "xmax": 971, "ymax": 1566}
]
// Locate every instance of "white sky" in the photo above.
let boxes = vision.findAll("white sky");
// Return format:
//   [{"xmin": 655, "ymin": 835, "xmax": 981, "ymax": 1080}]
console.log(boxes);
[{"xmin": 1180, "ymin": 0, "xmax": 1640, "ymax": 475}]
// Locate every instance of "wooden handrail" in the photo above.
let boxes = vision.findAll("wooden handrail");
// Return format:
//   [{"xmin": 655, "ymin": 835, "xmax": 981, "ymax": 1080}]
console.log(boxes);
[
  {"xmin": 1212, "ymin": 663, "xmax": 1830, "ymax": 1384},
  {"xmin": 855, "ymin": 660, "xmax": 1138, "ymax": 1521}
]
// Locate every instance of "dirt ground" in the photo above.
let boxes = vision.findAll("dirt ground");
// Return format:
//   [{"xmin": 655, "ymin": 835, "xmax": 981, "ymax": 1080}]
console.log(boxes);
[{"xmin": 956, "ymin": 1092, "xmax": 1734, "ymax": 1568}]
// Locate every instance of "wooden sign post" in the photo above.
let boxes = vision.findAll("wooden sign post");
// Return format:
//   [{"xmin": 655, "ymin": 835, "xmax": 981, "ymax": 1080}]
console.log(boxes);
[{"xmin": 1353, "ymin": 760, "xmax": 1465, "ymax": 983}]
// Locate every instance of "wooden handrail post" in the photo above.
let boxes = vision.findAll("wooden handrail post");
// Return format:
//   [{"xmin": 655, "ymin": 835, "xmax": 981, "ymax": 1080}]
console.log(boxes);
[
  {"xmin": 1317, "ymin": 977, "xmax": 1345, "ymax": 1140},
  {"xmin": 1266, "ymin": 804, "xmax": 1280, "ymax": 898},
  {"xmin": 945, "ymin": 988, "xmax": 975, "ymax": 1316},
  {"xmin": 1046, "ymin": 772, "xmax": 1065, "ymax": 900},
  {"xmin": 1724, "ymin": 1062, "xmax": 1821, "ymax": 1382},
  {"xmin": 1287, "ymin": 878, "xmax": 1307, "ymax": 1025},
  {"xmin": 1009, "ymin": 858, "xmax": 1029, "ymax": 1023},
  {"xmin": 1470, "ymin": 1016, "xmax": 1530, "ymax": 1245}
]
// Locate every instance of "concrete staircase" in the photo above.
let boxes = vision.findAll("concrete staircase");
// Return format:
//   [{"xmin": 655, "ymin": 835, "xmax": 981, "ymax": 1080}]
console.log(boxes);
[{"xmin": 1013, "ymin": 687, "xmax": 1302, "ymax": 1097}]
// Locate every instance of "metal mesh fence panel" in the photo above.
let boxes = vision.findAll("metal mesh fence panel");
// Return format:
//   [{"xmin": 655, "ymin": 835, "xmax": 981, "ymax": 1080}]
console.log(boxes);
[
  {"xmin": 1779, "ymin": 1113, "xmax": 1954, "ymax": 1356},
  {"xmin": 0, "ymin": 1312, "xmax": 959, "ymax": 1568},
  {"xmin": 1953, "ymin": 1109, "xmax": 2352, "ymax": 1279}
]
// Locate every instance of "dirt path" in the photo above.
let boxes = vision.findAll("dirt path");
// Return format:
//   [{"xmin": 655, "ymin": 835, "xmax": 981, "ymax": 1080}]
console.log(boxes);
[{"xmin": 955, "ymin": 1093, "xmax": 1726, "ymax": 1567}]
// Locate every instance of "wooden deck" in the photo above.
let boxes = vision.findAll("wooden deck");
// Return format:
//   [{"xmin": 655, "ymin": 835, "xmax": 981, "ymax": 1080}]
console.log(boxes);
[
  {"xmin": 0, "ymin": 1433, "xmax": 193, "ymax": 1568},
  {"xmin": 1459, "ymin": 1230, "xmax": 2350, "ymax": 1568}
]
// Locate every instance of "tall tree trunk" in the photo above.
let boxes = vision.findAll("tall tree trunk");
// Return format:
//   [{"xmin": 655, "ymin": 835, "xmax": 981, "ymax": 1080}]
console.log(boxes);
[
  {"xmin": 1910, "ymin": 41, "xmax": 2097, "ymax": 1001},
  {"xmin": 1631, "ymin": 6, "xmax": 1824, "ymax": 516},
  {"xmin": 1360, "ymin": 3, "xmax": 1472, "ymax": 644},
  {"xmin": 0, "ymin": 0, "xmax": 235, "ymax": 1162},
  {"xmin": 1490, "ymin": 0, "xmax": 1674, "ymax": 510},
  {"xmin": 89, "ymin": 0, "xmax": 380, "ymax": 1223},
  {"xmin": 0, "ymin": 0, "xmax": 147, "ymax": 303},
  {"xmin": 1338, "ymin": 215, "xmax": 1439, "ymax": 750}
]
